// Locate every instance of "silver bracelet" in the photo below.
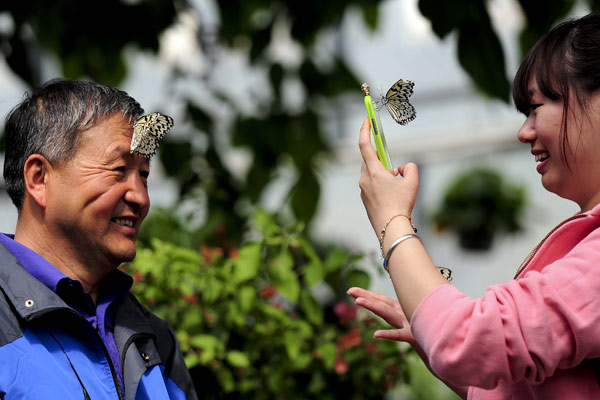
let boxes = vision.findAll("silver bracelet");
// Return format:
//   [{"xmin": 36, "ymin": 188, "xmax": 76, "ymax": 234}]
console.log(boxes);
[{"xmin": 383, "ymin": 233, "xmax": 421, "ymax": 272}]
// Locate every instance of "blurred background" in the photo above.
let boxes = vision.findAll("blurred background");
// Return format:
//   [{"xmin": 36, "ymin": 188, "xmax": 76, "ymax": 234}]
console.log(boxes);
[{"xmin": 0, "ymin": 0, "xmax": 595, "ymax": 398}]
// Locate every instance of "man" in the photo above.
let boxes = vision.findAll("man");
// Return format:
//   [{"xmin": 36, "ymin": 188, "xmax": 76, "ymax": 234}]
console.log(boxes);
[{"xmin": 0, "ymin": 79, "xmax": 198, "ymax": 399}]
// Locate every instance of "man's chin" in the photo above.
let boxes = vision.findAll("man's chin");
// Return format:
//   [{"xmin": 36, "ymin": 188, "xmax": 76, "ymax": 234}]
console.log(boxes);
[{"xmin": 109, "ymin": 247, "xmax": 137, "ymax": 265}]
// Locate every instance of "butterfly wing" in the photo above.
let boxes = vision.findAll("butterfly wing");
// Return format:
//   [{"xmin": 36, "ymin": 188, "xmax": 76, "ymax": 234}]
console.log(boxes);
[
  {"xmin": 146, "ymin": 113, "xmax": 174, "ymax": 141},
  {"xmin": 131, "ymin": 112, "xmax": 174, "ymax": 158},
  {"xmin": 436, "ymin": 267, "xmax": 453, "ymax": 282},
  {"xmin": 383, "ymin": 79, "xmax": 416, "ymax": 125}
]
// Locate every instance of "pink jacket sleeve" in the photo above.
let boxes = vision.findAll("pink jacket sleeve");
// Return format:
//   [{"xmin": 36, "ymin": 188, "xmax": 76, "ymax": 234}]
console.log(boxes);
[{"xmin": 410, "ymin": 227, "xmax": 600, "ymax": 389}]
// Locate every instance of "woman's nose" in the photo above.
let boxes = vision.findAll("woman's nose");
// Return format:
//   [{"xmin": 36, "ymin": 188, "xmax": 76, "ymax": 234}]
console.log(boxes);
[{"xmin": 518, "ymin": 116, "xmax": 536, "ymax": 144}]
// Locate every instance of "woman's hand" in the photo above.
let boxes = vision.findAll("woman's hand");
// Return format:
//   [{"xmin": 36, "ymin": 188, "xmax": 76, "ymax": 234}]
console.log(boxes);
[
  {"xmin": 349, "ymin": 286, "xmax": 469, "ymax": 399},
  {"xmin": 347, "ymin": 286, "xmax": 417, "ymax": 345},
  {"xmin": 358, "ymin": 118, "xmax": 419, "ymax": 236}
]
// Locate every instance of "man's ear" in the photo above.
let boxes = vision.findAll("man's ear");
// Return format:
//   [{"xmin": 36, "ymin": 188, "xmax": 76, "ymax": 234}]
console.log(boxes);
[{"xmin": 23, "ymin": 154, "xmax": 51, "ymax": 209}]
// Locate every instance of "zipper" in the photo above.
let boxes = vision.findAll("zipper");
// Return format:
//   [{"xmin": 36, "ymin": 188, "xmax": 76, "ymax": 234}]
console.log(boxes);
[{"xmin": 514, "ymin": 213, "xmax": 586, "ymax": 278}]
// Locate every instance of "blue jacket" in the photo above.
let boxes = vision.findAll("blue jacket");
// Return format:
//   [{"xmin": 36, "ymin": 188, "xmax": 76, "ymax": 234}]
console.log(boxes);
[{"xmin": 0, "ymin": 243, "xmax": 198, "ymax": 400}]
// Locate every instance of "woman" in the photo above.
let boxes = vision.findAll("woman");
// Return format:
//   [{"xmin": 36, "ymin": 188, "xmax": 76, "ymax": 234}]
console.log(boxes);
[{"xmin": 348, "ymin": 13, "xmax": 600, "ymax": 399}]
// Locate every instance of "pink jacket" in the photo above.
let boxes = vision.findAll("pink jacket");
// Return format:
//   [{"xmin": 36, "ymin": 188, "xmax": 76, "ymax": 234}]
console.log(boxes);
[{"xmin": 411, "ymin": 203, "xmax": 600, "ymax": 399}]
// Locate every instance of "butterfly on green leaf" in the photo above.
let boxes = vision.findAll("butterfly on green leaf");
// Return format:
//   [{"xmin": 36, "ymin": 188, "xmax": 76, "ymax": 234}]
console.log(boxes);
[
  {"xmin": 377, "ymin": 79, "xmax": 416, "ymax": 125},
  {"xmin": 130, "ymin": 112, "xmax": 174, "ymax": 158}
]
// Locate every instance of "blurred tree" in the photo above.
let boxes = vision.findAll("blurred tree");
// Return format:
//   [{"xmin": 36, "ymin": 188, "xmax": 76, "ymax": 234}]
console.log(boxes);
[
  {"xmin": 0, "ymin": 0, "xmax": 381, "ymax": 247},
  {"xmin": 417, "ymin": 0, "xmax": 600, "ymax": 102},
  {"xmin": 1, "ymin": 0, "xmax": 599, "ymax": 246}
]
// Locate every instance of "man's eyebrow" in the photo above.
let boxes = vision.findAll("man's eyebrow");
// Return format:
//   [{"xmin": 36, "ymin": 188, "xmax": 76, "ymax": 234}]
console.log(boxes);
[{"xmin": 105, "ymin": 147, "xmax": 151, "ymax": 167}]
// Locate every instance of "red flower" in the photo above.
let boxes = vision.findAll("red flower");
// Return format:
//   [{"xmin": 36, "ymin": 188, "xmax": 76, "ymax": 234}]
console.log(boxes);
[
  {"xmin": 260, "ymin": 285, "xmax": 278, "ymax": 299},
  {"xmin": 133, "ymin": 271, "xmax": 145, "ymax": 283},
  {"xmin": 334, "ymin": 356, "xmax": 349, "ymax": 374},
  {"xmin": 229, "ymin": 248, "xmax": 240, "ymax": 259},
  {"xmin": 183, "ymin": 293, "xmax": 199, "ymax": 305},
  {"xmin": 337, "ymin": 327, "xmax": 362, "ymax": 349},
  {"xmin": 334, "ymin": 302, "xmax": 358, "ymax": 325},
  {"xmin": 364, "ymin": 342, "xmax": 378, "ymax": 355},
  {"xmin": 203, "ymin": 312, "xmax": 216, "ymax": 324},
  {"xmin": 200, "ymin": 246, "xmax": 223, "ymax": 263}
]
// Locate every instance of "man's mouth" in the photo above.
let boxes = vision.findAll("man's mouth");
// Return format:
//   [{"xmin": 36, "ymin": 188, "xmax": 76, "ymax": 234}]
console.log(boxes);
[{"xmin": 113, "ymin": 218, "xmax": 134, "ymax": 227}]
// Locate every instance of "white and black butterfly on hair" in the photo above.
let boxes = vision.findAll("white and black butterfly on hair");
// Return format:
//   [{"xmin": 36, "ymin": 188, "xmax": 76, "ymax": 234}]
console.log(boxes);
[
  {"xmin": 130, "ymin": 112, "xmax": 174, "ymax": 158},
  {"xmin": 377, "ymin": 79, "xmax": 416, "ymax": 126}
]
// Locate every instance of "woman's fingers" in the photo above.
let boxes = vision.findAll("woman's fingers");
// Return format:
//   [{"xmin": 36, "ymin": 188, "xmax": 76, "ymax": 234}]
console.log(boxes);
[
  {"xmin": 352, "ymin": 294, "xmax": 407, "ymax": 328},
  {"xmin": 373, "ymin": 329, "xmax": 415, "ymax": 344},
  {"xmin": 348, "ymin": 287, "xmax": 400, "ymax": 309},
  {"xmin": 397, "ymin": 162, "xmax": 419, "ymax": 190},
  {"xmin": 358, "ymin": 117, "xmax": 383, "ymax": 169}
]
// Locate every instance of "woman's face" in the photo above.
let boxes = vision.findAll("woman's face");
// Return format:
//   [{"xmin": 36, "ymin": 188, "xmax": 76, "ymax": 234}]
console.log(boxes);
[{"xmin": 518, "ymin": 78, "xmax": 600, "ymax": 211}]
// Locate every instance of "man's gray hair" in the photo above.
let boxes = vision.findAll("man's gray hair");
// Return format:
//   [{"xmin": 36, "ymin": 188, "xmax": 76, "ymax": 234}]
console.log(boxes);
[{"xmin": 3, "ymin": 78, "xmax": 144, "ymax": 211}]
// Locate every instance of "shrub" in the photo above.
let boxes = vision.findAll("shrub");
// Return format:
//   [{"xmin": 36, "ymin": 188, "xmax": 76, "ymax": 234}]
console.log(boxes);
[{"xmin": 126, "ymin": 210, "xmax": 410, "ymax": 399}]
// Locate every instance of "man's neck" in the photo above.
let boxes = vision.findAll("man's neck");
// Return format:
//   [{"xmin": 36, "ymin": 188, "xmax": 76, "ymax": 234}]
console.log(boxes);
[{"xmin": 14, "ymin": 220, "xmax": 110, "ymax": 304}]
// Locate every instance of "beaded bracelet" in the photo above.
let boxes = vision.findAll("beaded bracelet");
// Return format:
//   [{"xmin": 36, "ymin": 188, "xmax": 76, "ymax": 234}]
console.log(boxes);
[
  {"xmin": 383, "ymin": 233, "xmax": 421, "ymax": 272},
  {"xmin": 379, "ymin": 214, "xmax": 417, "ymax": 259}
]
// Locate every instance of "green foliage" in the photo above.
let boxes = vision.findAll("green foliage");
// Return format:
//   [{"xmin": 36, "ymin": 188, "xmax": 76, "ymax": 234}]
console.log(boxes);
[
  {"xmin": 516, "ymin": 0, "xmax": 577, "ymax": 56},
  {"xmin": 432, "ymin": 167, "xmax": 526, "ymax": 251},
  {"xmin": 418, "ymin": 0, "xmax": 510, "ymax": 102},
  {"xmin": 125, "ymin": 209, "xmax": 410, "ymax": 399},
  {"xmin": 0, "ymin": 0, "xmax": 179, "ymax": 87},
  {"xmin": 418, "ymin": 0, "xmax": 600, "ymax": 103}
]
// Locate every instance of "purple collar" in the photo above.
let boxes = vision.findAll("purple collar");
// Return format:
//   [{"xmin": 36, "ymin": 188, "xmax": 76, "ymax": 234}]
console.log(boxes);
[{"xmin": 0, "ymin": 233, "xmax": 132, "ymax": 297}]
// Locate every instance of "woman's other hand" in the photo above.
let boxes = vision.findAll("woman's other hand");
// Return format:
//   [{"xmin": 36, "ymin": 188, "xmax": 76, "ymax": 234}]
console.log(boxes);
[{"xmin": 347, "ymin": 286, "xmax": 417, "ymax": 345}]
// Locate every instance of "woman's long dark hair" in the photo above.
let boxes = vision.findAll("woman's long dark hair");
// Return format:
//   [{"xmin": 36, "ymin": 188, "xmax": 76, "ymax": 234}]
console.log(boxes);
[{"xmin": 512, "ymin": 13, "xmax": 600, "ymax": 166}]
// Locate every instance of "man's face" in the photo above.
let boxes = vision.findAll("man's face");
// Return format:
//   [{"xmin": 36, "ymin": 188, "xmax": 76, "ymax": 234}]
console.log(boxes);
[{"xmin": 45, "ymin": 114, "xmax": 150, "ymax": 270}]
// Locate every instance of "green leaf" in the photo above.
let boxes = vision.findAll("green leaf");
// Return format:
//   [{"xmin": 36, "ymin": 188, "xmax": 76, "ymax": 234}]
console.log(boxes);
[
  {"xmin": 291, "ymin": 353, "xmax": 312, "ymax": 369},
  {"xmin": 226, "ymin": 350, "xmax": 251, "ymax": 368},
  {"xmin": 347, "ymin": 269, "xmax": 370, "ymax": 289},
  {"xmin": 304, "ymin": 262, "xmax": 324, "ymax": 287},
  {"xmin": 270, "ymin": 249, "xmax": 300, "ymax": 303},
  {"xmin": 283, "ymin": 330, "xmax": 303, "ymax": 360},
  {"xmin": 299, "ymin": 237, "xmax": 324, "ymax": 286},
  {"xmin": 191, "ymin": 334, "xmax": 223, "ymax": 364},
  {"xmin": 216, "ymin": 367, "xmax": 235, "ymax": 393},
  {"xmin": 360, "ymin": 4, "xmax": 380, "ymax": 31},
  {"xmin": 324, "ymin": 247, "xmax": 350, "ymax": 274},
  {"xmin": 232, "ymin": 243, "xmax": 261, "ymax": 283},
  {"xmin": 201, "ymin": 278, "xmax": 224, "ymax": 304},
  {"xmin": 300, "ymin": 291, "xmax": 324, "ymax": 325},
  {"xmin": 418, "ymin": 0, "xmax": 469, "ymax": 38},
  {"xmin": 457, "ymin": 17, "xmax": 511, "ymax": 102},
  {"xmin": 238, "ymin": 286, "xmax": 257, "ymax": 312},
  {"xmin": 316, "ymin": 342, "xmax": 337, "ymax": 369}
]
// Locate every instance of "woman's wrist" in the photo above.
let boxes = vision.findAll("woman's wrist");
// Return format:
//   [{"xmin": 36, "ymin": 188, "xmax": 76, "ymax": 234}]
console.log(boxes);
[
  {"xmin": 381, "ymin": 217, "xmax": 418, "ymax": 257},
  {"xmin": 378, "ymin": 214, "xmax": 416, "ymax": 257}
]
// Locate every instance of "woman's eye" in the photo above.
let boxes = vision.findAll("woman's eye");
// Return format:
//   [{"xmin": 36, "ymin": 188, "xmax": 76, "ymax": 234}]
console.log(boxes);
[
  {"xmin": 529, "ymin": 103, "xmax": 543, "ymax": 113},
  {"xmin": 140, "ymin": 170, "xmax": 149, "ymax": 179},
  {"xmin": 114, "ymin": 166, "xmax": 126, "ymax": 174}
]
